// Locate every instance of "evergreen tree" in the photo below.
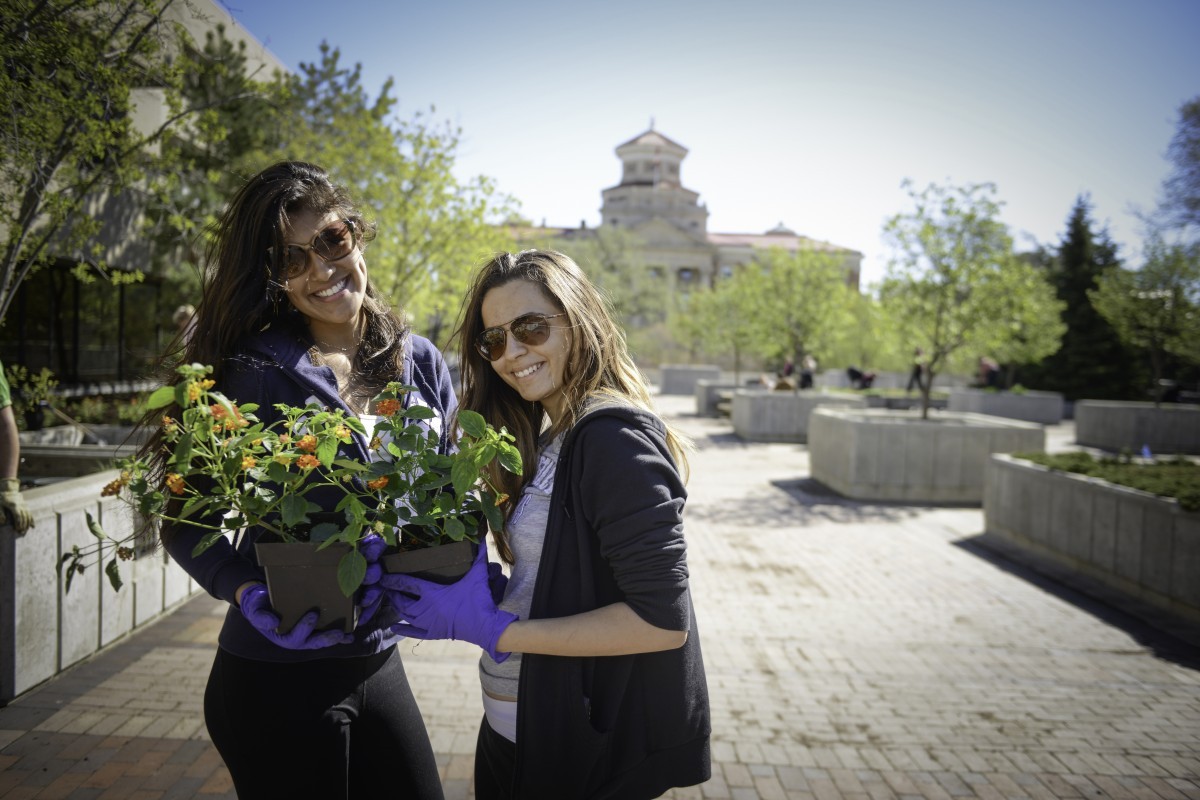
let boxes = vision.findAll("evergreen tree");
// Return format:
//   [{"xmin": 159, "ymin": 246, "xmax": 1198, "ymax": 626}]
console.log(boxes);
[{"xmin": 1020, "ymin": 196, "xmax": 1142, "ymax": 400}]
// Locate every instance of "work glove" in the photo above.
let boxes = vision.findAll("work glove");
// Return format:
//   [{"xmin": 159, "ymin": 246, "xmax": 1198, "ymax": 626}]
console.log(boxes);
[
  {"xmin": 0, "ymin": 477, "xmax": 33, "ymax": 534},
  {"xmin": 383, "ymin": 545, "xmax": 518, "ymax": 663},
  {"xmin": 355, "ymin": 533, "xmax": 387, "ymax": 628},
  {"xmin": 238, "ymin": 583, "xmax": 353, "ymax": 649}
]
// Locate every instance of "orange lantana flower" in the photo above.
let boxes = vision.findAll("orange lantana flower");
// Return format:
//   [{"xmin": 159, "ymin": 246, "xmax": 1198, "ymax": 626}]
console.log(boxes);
[
  {"xmin": 295, "ymin": 454, "xmax": 321, "ymax": 470},
  {"xmin": 376, "ymin": 399, "xmax": 401, "ymax": 417}
]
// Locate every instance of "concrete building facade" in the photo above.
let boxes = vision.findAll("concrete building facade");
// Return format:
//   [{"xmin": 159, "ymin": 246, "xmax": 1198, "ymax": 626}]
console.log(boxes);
[{"xmin": 544, "ymin": 126, "xmax": 863, "ymax": 293}]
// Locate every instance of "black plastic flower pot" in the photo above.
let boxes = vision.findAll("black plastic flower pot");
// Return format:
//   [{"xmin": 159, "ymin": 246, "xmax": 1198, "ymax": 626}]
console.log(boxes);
[
  {"xmin": 254, "ymin": 540, "xmax": 358, "ymax": 635},
  {"xmin": 381, "ymin": 539, "xmax": 479, "ymax": 585}
]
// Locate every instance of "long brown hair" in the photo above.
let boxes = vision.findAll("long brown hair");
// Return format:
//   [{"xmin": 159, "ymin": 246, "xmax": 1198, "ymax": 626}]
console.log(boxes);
[
  {"xmin": 147, "ymin": 161, "xmax": 409, "ymax": 544},
  {"xmin": 453, "ymin": 250, "xmax": 690, "ymax": 562}
]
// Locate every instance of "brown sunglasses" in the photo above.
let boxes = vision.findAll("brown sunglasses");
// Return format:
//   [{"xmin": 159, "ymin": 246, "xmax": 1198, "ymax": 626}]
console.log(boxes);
[
  {"xmin": 475, "ymin": 312, "xmax": 566, "ymax": 361},
  {"xmin": 269, "ymin": 219, "xmax": 358, "ymax": 278}
]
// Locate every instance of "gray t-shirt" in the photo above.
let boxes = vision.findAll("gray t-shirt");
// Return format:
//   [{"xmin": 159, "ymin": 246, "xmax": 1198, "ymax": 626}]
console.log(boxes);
[{"xmin": 478, "ymin": 431, "xmax": 564, "ymax": 699}]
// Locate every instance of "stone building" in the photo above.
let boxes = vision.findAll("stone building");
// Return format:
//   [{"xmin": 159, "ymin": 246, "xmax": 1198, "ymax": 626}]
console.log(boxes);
[{"xmin": 525, "ymin": 126, "xmax": 862, "ymax": 293}]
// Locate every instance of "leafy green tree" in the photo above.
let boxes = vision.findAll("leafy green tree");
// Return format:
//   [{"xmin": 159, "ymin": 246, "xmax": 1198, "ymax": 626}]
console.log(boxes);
[
  {"xmin": 277, "ymin": 45, "xmax": 514, "ymax": 344},
  {"xmin": 0, "ymin": 0, "xmax": 254, "ymax": 326},
  {"xmin": 981, "ymin": 258, "xmax": 1066, "ymax": 385},
  {"xmin": 550, "ymin": 226, "xmax": 666, "ymax": 329},
  {"xmin": 1089, "ymin": 236, "xmax": 1200, "ymax": 404},
  {"xmin": 696, "ymin": 275, "xmax": 758, "ymax": 383},
  {"xmin": 1161, "ymin": 95, "xmax": 1200, "ymax": 232},
  {"xmin": 1018, "ymin": 197, "xmax": 1141, "ymax": 399},
  {"xmin": 731, "ymin": 247, "xmax": 854, "ymax": 382},
  {"xmin": 824, "ymin": 289, "xmax": 909, "ymax": 377},
  {"xmin": 144, "ymin": 24, "xmax": 289, "ymax": 322},
  {"xmin": 879, "ymin": 180, "xmax": 1064, "ymax": 418}
]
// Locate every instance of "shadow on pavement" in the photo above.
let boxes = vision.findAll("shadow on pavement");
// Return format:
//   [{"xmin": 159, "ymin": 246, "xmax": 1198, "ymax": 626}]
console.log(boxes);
[
  {"xmin": 686, "ymin": 476, "xmax": 926, "ymax": 528},
  {"xmin": 954, "ymin": 533, "xmax": 1200, "ymax": 669}
]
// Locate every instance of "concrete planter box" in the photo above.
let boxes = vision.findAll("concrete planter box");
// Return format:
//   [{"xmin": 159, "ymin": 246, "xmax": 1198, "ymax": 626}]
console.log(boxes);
[
  {"xmin": 948, "ymin": 388, "xmax": 1064, "ymax": 424},
  {"xmin": 17, "ymin": 442, "xmax": 136, "ymax": 479},
  {"xmin": 864, "ymin": 394, "xmax": 948, "ymax": 411},
  {"xmin": 0, "ymin": 470, "xmax": 201, "ymax": 702},
  {"xmin": 1075, "ymin": 401, "xmax": 1200, "ymax": 455},
  {"xmin": 808, "ymin": 408, "xmax": 1044, "ymax": 503},
  {"xmin": 984, "ymin": 454, "xmax": 1200, "ymax": 625},
  {"xmin": 731, "ymin": 390, "xmax": 867, "ymax": 443},
  {"xmin": 694, "ymin": 380, "xmax": 742, "ymax": 417},
  {"xmin": 659, "ymin": 364, "xmax": 721, "ymax": 396}
]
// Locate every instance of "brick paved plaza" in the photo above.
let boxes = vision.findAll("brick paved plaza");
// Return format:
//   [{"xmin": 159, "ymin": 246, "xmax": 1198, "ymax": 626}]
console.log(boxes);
[{"xmin": 0, "ymin": 393, "xmax": 1196, "ymax": 799}]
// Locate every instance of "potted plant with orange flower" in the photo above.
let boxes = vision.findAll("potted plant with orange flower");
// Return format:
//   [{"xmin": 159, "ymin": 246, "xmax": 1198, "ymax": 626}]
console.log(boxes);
[{"xmin": 61, "ymin": 363, "xmax": 522, "ymax": 634}]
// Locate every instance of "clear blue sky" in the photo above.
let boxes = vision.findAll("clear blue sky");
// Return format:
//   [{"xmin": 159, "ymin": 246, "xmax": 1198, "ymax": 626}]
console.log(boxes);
[{"xmin": 221, "ymin": 0, "xmax": 1199, "ymax": 287}]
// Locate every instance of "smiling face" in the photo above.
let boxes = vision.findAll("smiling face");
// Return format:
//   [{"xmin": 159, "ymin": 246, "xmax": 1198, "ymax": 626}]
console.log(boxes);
[
  {"xmin": 480, "ymin": 279, "xmax": 571, "ymax": 424},
  {"xmin": 281, "ymin": 208, "xmax": 368, "ymax": 338}
]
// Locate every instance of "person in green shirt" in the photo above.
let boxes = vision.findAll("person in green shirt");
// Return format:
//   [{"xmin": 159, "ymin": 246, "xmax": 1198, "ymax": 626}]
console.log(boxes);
[{"xmin": 0, "ymin": 361, "xmax": 33, "ymax": 533}]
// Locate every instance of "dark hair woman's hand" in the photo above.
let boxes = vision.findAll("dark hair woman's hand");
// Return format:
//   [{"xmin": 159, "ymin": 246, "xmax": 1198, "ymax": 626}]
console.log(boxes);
[{"xmin": 239, "ymin": 584, "xmax": 353, "ymax": 649}]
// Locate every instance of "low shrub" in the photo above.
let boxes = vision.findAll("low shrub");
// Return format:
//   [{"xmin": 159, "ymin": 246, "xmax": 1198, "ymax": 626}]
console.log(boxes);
[{"xmin": 1013, "ymin": 451, "xmax": 1200, "ymax": 512}]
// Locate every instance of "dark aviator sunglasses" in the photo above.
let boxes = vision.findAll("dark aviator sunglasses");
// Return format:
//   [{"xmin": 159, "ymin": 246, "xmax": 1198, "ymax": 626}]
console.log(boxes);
[
  {"xmin": 269, "ymin": 218, "xmax": 358, "ymax": 279},
  {"xmin": 475, "ymin": 312, "xmax": 566, "ymax": 362}
]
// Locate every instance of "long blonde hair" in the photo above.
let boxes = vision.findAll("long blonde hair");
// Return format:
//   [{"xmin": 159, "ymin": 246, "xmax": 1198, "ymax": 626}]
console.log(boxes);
[{"xmin": 453, "ymin": 250, "xmax": 691, "ymax": 561}]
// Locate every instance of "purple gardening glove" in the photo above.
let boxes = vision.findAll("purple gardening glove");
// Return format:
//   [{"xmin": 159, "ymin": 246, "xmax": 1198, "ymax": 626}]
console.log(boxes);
[
  {"xmin": 383, "ymin": 545, "xmax": 518, "ymax": 663},
  {"xmin": 355, "ymin": 533, "xmax": 388, "ymax": 628},
  {"xmin": 239, "ymin": 584, "xmax": 353, "ymax": 649}
]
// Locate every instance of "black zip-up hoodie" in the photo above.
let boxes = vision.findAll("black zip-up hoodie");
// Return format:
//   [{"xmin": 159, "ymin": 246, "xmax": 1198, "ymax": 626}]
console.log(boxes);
[{"xmin": 512, "ymin": 404, "xmax": 711, "ymax": 798}]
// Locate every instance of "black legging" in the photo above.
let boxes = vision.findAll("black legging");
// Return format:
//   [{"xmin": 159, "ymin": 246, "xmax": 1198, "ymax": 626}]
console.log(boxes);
[
  {"xmin": 205, "ymin": 646, "xmax": 444, "ymax": 799},
  {"xmin": 474, "ymin": 716, "xmax": 517, "ymax": 800}
]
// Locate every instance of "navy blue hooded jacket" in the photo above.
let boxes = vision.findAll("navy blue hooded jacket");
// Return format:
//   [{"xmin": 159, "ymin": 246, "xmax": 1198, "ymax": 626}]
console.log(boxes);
[{"xmin": 161, "ymin": 322, "xmax": 456, "ymax": 663}]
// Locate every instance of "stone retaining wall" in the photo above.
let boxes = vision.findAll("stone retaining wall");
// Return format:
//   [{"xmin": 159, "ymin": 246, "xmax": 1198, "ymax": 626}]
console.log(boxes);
[
  {"xmin": 659, "ymin": 364, "xmax": 721, "ymax": 396},
  {"xmin": 983, "ymin": 454, "xmax": 1199, "ymax": 625},
  {"xmin": 808, "ymin": 408, "xmax": 1044, "ymax": 503},
  {"xmin": 1075, "ymin": 401, "xmax": 1200, "ymax": 455},
  {"xmin": 0, "ymin": 471, "xmax": 201, "ymax": 702},
  {"xmin": 948, "ymin": 389, "xmax": 1064, "ymax": 424},
  {"xmin": 694, "ymin": 380, "xmax": 743, "ymax": 417},
  {"xmin": 731, "ymin": 390, "xmax": 866, "ymax": 443}
]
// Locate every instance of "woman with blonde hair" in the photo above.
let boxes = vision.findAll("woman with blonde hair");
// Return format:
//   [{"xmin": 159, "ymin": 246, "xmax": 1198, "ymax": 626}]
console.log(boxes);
[{"xmin": 383, "ymin": 250, "xmax": 710, "ymax": 798}]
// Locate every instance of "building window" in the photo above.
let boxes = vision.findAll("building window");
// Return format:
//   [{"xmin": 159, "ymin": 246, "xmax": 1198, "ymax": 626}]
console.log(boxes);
[{"xmin": 677, "ymin": 268, "xmax": 695, "ymax": 284}]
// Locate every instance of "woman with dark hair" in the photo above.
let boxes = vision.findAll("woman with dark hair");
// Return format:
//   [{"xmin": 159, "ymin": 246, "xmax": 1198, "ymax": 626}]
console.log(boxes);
[
  {"xmin": 382, "ymin": 250, "xmax": 711, "ymax": 799},
  {"xmin": 152, "ymin": 161, "xmax": 449, "ymax": 799}
]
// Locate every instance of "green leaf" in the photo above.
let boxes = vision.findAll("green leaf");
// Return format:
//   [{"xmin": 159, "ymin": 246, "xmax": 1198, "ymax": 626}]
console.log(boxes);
[
  {"xmin": 310, "ymin": 523, "xmax": 340, "ymax": 543},
  {"xmin": 451, "ymin": 457, "xmax": 478, "ymax": 497},
  {"xmin": 105, "ymin": 558, "xmax": 124, "ymax": 593},
  {"xmin": 280, "ymin": 494, "xmax": 308, "ymax": 529},
  {"xmin": 171, "ymin": 433, "xmax": 193, "ymax": 469},
  {"xmin": 498, "ymin": 443, "xmax": 523, "ymax": 475},
  {"xmin": 316, "ymin": 436, "xmax": 338, "ymax": 469},
  {"xmin": 146, "ymin": 385, "xmax": 176, "ymax": 409},
  {"xmin": 191, "ymin": 531, "xmax": 226, "ymax": 558},
  {"xmin": 337, "ymin": 550, "xmax": 367, "ymax": 597},
  {"xmin": 443, "ymin": 517, "xmax": 465, "ymax": 542},
  {"xmin": 482, "ymin": 496, "xmax": 504, "ymax": 533},
  {"xmin": 85, "ymin": 511, "xmax": 106, "ymax": 540},
  {"xmin": 403, "ymin": 405, "xmax": 435, "ymax": 420},
  {"xmin": 458, "ymin": 409, "xmax": 487, "ymax": 438}
]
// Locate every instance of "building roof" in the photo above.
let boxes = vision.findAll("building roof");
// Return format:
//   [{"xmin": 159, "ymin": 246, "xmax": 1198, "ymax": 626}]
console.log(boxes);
[
  {"xmin": 616, "ymin": 128, "xmax": 688, "ymax": 153},
  {"xmin": 707, "ymin": 231, "xmax": 861, "ymax": 256}
]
